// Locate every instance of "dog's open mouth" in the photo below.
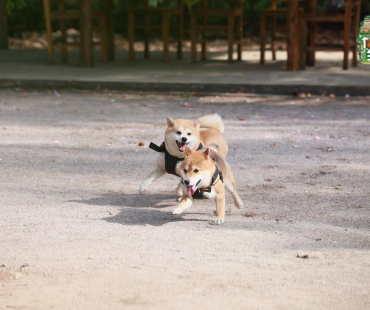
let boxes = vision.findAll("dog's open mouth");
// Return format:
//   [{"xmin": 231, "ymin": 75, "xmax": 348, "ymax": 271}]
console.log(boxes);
[
  {"xmin": 187, "ymin": 180, "xmax": 201, "ymax": 196},
  {"xmin": 176, "ymin": 141, "xmax": 189, "ymax": 152}
]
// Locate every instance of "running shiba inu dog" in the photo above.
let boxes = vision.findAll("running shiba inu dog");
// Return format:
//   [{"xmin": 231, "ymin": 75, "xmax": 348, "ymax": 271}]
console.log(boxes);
[
  {"xmin": 173, "ymin": 147, "xmax": 243, "ymax": 224},
  {"xmin": 139, "ymin": 114, "xmax": 228, "ymax": 195}
]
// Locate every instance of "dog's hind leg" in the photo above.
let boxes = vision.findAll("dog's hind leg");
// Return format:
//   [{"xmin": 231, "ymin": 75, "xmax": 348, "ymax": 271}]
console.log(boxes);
[
  {"xmin": 225, "ymin": 165, "xmax": 243, "ymax": 209},
  {"xmin": 139, "ymin": 165, "xmax": 166, "ymax": 194}
]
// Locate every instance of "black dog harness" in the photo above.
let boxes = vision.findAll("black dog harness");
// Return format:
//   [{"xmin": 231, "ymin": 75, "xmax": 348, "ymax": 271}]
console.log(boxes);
[
  {"xmin": 149, "ymin": 141, "xmax": 203, "ymax": 176},
  {"xmin": 186, "ymin": 162, "xmax": 224, "ymax": 200}
]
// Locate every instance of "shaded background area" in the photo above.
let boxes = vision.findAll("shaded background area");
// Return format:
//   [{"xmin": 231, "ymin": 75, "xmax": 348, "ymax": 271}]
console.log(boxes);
[{"xmin": 6, "ymin": 0, "xmax": 370, "ymax": 43}]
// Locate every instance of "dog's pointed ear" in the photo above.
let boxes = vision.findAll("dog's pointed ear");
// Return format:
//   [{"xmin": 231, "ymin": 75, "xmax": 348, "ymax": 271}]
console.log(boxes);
[
  {"xmin": 185, "ymin": 147, "xmax": 192, "ymax": 157},
  {"xmin": 194, "ymin": 122, "xmax": 201, "ymax": 131},
  {"xmin": 167, "ymin": 117, "xmax": 175, "ymax": 127},
  {"xmin": 203, "ymin": 147, "xmax": 210, "ymax": 159}
]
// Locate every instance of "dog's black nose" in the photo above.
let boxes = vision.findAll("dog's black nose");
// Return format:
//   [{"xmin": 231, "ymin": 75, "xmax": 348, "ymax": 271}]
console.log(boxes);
[
  {"xmin": 184, "ymin": 179, "xmax": 190, "ymax": 186},
  {"xmin": 182, "ymin": 137, "xmax": 187, "ymax": 143}
]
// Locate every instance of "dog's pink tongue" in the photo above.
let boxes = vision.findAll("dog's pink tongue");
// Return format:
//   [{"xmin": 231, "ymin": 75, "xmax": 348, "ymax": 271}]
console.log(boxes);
[
  {"xmin": 187, "ymin": 185, "xmax": 197, "ymax": 195},
  {"xmin": 179, "ymin": 143, "xmax": 186, "ymax": 151}
]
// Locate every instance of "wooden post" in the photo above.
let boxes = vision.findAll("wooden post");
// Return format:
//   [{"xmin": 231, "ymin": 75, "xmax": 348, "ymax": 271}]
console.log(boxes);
[
  {"xmin": 237, "ymin": 0, "xmax": 243, "ymax": 60},
  {"xmin": 43, "ymin": 0, "xmax": 54, "ymax": 64},
  {"xmin": 271, "ymin": 0, "xmax": 276, "ymax": 60},
  {"xmin": 299, "ymin": 17, "xmax": 307, "ymax": 70},
  {"xmin": 128, "ymin": 9, "xmax": 134, "ymax": 61},
  {"xmin": 58, "ymin": 0, "xmax": 68, "ymax": 62},
  {"xmin": 352, "ymin": 0, "xmax": 361, "ymax": 67},
  {"xmin": 271, "ymin": 17, "xmax": 276, "ymax": 60},
  {"xmin": 227, "ymin": 14, "xmax": 234, "ymax": 62},
  {"xmin": 100, "ymin": 10, "xmax": 108, "ymax": 63},
  {"xmin": 108, "ymin": 0, "xmax": 115, "ymax": 61},
  {"xmin": 177, "ymin": 0, "xmax": 183, "ymax": 60},
  {"xmin": 162, "ymin": 11, "xmax": 169, "ymax": 62},
  {"xmin": 144, "ymin": 14, "xmax": 150, "ymax": 59},
  {"xmin": 342, "ymin": 0, "xmax": 352, "ymax": 70},
  {"xmin": 305, "ymin": 0, "xmax": 317, "ymax": 66},
  {"xmin": 144, "ymin": 0, "xmax": 150, "ymax": 59},
  {"xmin": 80, "ymin": 0, "xmax": 93, "ymax": 67},
  {"xmin": 260, "ymin": 12, "xmax": 265, "ymax": 64},
  {"xmin": 201, "ymin": 0, "xmax": 207, "ymax": 60},
  {"xmin": 286, "ymin": 0, "xmax": 300, "ymax": 71},
  {"xmin": 237, "ymin": 15, "xmax": 242, "ymax": 60},
  {"xmin": 100, "ymin": 12, "xmax": 109, "ymax": 62},
  {"xmin": 0, "ymin": 0, "xmax": 8, "ymax": 49},
  {"xmin": 103, "ymin": 0, "xmax": 115, "ymax": 62},
  {"xmin": 190, "ymin": 13, "xmax": 197, "ymax": 62}
]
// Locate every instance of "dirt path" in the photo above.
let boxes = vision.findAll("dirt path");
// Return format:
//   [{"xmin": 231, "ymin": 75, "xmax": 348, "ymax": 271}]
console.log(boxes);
[{"xmin": 0, "ymin": 89, "xmax": 369, "ymax": 310}]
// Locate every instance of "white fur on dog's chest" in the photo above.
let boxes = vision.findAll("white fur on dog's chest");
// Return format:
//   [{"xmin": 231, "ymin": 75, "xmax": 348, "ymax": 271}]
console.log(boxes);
[
  {"xmin": 157, "ymin": 153, "xmax": 166, "ymax": 170},
  {"xmin": 202, "ymin": 188, "xmax": 217, "ymax": 199},
  {"xmin": 174, "ymin": 161, "xmax": 182, "ymax": 176}
]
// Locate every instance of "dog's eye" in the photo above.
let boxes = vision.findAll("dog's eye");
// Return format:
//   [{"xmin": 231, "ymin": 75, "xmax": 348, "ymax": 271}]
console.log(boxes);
[
  {"xmin": 184, "ymin": 169, "xmax": 188, "ymax": 173},
  {"xmin": 194, "ymin": 169, "xmax": 199, "ymax": 173},
  {"xmin": 187, "ymin": 133, "xmax": 191, "ymax": 136},
  {"xmin": 176, "ymin": 131, "xmax": 181, "ymax": 135}
]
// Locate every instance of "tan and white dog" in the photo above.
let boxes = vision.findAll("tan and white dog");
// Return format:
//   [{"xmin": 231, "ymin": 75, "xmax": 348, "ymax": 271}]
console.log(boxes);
[
  {"xmin": 173, "ymin": 147, "xmax": 243, "ymax": 224},
  {"xmin": 139, "ymin": 114, "xmax": 228, "ymax": 195}
]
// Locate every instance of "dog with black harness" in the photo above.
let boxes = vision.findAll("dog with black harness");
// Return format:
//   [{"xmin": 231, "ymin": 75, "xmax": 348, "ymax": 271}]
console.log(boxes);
[
  {"xmin": 148, "ymin": 141, "xmax": 204, "ymax": 177},
  {"xmin": 173, "ymin": 147, "xmax": 243, "ymax": 224},
  {"xmin": 139, "ymin": 114, "xmax": 228, "ymax": 198}
]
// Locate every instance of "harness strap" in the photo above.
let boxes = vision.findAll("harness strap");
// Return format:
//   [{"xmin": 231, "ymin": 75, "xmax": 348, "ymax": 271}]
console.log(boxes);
[
  {"xmin": 149, "ymin": 141, "xmax": 204, "ymax": 176},
  {"xmin": 197, "ymin": 143, "xmax": 203, "ymax": 151},
  {"xmin": 149, "ymin": 142, "xmax": 164, "ymax": 153},
  {"xmin": 191, "ymin": 163, "xmax": 223, "ymax": 200},
  {"xmin": 211, "ymin": 167, "xmax": 223, "ymax": 186}
]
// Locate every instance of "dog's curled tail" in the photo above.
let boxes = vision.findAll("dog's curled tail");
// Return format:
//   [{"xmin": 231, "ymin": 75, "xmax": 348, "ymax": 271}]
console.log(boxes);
[{"xmin": 196, "ymin": 113, "xmax": 224, "ymax": 134}]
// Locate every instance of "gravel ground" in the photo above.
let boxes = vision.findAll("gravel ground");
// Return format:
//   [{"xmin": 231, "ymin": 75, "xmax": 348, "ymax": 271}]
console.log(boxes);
[{"xmin": 0, "ymin": 89, "xmax": 369, "ymax": 310}]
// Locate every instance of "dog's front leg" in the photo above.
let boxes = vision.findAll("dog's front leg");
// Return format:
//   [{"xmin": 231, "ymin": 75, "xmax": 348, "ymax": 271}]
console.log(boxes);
[
  {"xmin": 173, "ymin": 195, "xmax": 193, "ymax": 215},
  {"xmin": 214, "ymin": 190, "xmax": 226, "ymax": 224},
  {"xmin": 175, "ymin": 181, "xmax": 183, "ymax": 200},
  {"xmin": 139, "ymin": 165, "xmax": 166, "ymax": 194}
]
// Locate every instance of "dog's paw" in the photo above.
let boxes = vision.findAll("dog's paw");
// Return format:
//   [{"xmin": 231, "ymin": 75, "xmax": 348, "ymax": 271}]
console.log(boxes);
[
  {"xmin": 213, "ymin": 218, "xmax": 225, "ymax": 225},
  {"xmin": 176, "ymin": 197, "xmax": 181, "ymax": 202},
  {"xmin": 138, "ymin": 184, "xmax": 146, "ymax": 194},
  {"xmin": 172, "ymin": 207, "xmax": 183, "ymax": 216}
]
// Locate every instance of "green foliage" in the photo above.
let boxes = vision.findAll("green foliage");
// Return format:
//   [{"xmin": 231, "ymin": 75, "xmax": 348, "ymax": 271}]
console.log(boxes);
[
  {"xmin": 183, "ymin": 0, "xmax": 200, "ymax": 10},
  {"xmin": 6, "ymin": 0, "xmax": 270, "ymax": 37},
  {"xmin": 7, "ymin": 0, "xmax": 44, "ymax": 35},
  {"xmin": 5, "ymin": 0, "xmax": 370, "ymax": 39}
]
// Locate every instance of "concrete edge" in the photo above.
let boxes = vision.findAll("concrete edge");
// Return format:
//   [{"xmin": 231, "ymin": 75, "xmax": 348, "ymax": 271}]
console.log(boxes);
[{"xmin": 0, "ymin": 79, "xmax": 369, "ymax": 96}]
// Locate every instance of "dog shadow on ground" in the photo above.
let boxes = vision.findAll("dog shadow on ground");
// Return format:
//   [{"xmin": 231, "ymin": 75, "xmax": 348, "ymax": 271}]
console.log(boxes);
[{"xmin": 70, "ymin": 193, "xmax": 208, "ymax": 226}]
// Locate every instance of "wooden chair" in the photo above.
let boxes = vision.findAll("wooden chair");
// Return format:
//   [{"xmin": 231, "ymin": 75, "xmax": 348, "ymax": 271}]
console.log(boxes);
[
  {"xmin": 260, "ymin": 0, "xmax": 304, "ymax": 64},
  {"xmin": 43, "ymin": 0, "xmax": 114, "ymax": 65},
  {"xmin": 128, "ymin": 0, "xmax": 183, "ymax": 62},
  {"xmin": 190, "ymin": 0, "xmax": 243, "ymax": 62},
  {"xmin": 300, "ymin": 0, "xmax": 362, "ymax": 70}
]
